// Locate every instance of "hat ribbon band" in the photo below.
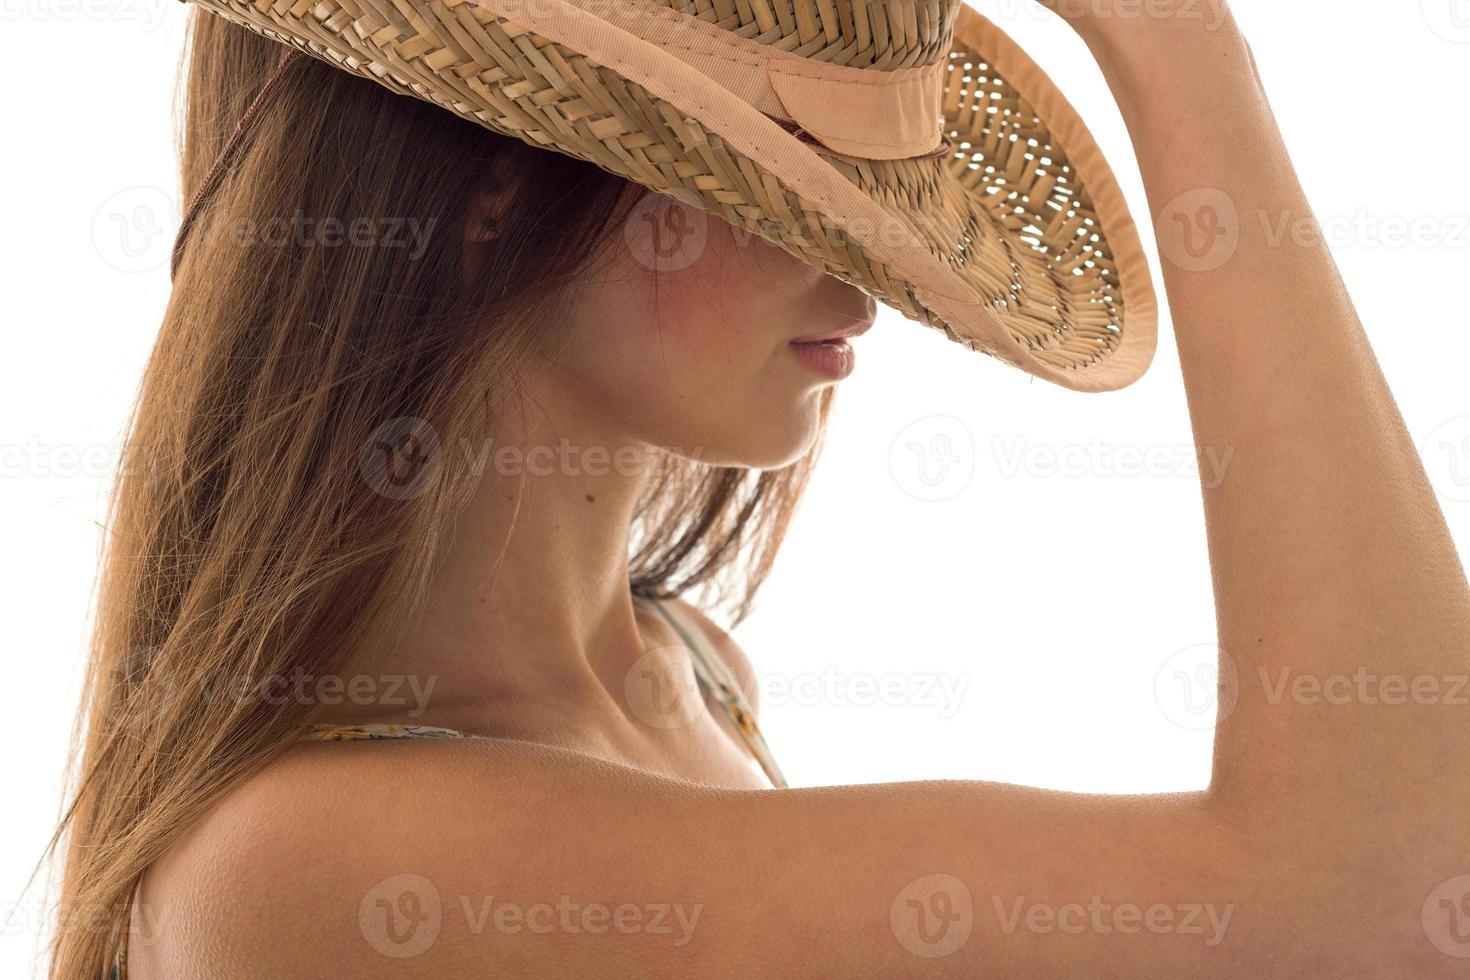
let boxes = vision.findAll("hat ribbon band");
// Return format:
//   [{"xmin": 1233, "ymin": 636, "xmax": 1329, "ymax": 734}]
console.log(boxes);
[{"xmin": 479, "ymin": 0, "xmax": 947, "ymax": 159}]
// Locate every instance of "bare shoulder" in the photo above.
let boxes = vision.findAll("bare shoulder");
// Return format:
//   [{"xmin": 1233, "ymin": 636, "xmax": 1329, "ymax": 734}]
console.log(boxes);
[
  {"xmin": 665, "ymin": 596, "xmax": 760, "ymax": 709},
  {"xmin": 129, "ymin": 737, "xmax": 734, "ymax": 978},
  {"xmin": 125, "ymin": 728, "xmax": 1324, "ymax": 977}
]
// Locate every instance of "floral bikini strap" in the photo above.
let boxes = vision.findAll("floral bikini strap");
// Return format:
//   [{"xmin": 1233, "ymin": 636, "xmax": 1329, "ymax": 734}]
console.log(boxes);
[
  {"xmin": 637, "ymin": 596, "xmax": 788, "ymax": 790},
  {"xmin": 305, "ymin": 599, "xmax": 787, "ymax": 789}
]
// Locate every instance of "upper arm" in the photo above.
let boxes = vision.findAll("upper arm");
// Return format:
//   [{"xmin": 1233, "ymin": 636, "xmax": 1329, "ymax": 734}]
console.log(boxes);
[{"xmin": 129, "ymin": 739, "xmax": 1407, "ymax": 979}]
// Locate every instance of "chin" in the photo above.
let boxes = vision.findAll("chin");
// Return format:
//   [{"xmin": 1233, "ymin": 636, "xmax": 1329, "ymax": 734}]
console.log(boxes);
[{"xmin": 697, "ymin": 397, "xmax": 824, "ymax": 470}]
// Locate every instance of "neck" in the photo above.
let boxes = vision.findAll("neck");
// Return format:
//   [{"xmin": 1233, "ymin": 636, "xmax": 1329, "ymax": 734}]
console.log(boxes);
[{"xmin": 374, "ymin": 392, "xmax": 660, "ymax": 729}]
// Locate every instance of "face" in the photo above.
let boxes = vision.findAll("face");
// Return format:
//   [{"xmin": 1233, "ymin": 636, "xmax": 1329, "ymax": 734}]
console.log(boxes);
[{"xmin": 542, "ymin": 195, "xmax": 877, "ymax": 469}]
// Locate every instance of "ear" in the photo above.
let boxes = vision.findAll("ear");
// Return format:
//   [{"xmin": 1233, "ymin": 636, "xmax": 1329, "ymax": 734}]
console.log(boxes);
[
  {"xmin": 464, "ymin": 187, "xmax": 509, "ymax": 244},
  {"xmin": 462, "ymin": 179, "xmax": 516, "ymax": 278}
]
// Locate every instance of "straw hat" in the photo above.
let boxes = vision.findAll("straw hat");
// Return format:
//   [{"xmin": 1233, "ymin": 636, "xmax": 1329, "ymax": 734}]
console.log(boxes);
[{"xmin": 181, "ymin": 0, "xmax": 1157, "ymax": 391}]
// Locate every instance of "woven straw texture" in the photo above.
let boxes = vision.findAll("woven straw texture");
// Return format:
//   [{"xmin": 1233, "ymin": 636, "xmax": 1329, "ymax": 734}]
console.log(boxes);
[{"xmin": 182, "ymin": 0, "xmax": 1148, "ymax": 383}]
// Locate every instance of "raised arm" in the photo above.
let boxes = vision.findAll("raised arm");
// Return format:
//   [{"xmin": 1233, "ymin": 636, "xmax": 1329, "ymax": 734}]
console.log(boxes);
[
  {"xmin": 1065, "ymin": 4, "xmax": 1470, "ymax": 809},
  {"xmin": 136, "ymin": 7, "xmax": 1470, "ymax": 978}
]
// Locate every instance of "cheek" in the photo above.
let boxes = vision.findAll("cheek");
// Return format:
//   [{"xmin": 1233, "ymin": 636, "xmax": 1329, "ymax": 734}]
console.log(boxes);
[
  {"xmin": 621, "ymin": 198, "xmax": 823, "ymax": 342},
  {"xmin": 553, "ymin": 265, "xmax": 750, "ymax": 435},
  {"xmin": 585, "ymin": 216, "xmax": 792, "ymax": 381},
  {"xmin": 631, "ymin": 223, "xmax": 780, "ymax": 354},
  {"xmin": 547, "ymin": 202, "xmax": 833, "ymax": 464},
  {"xmin": 581, "ymin": 284, "xmax": 745, "ymax": 396}
]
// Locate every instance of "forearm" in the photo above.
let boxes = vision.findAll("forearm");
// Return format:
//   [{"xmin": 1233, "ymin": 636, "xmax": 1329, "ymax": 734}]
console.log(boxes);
[{"xmin": 1075, "ymin": 16, "xmax": 1470, "ymax": 793}]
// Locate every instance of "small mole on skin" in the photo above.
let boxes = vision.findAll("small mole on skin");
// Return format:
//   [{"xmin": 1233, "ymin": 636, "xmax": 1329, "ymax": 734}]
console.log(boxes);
[{"xmin": 585, "ymin": 494, "xmax": 596, "ymax": 504}]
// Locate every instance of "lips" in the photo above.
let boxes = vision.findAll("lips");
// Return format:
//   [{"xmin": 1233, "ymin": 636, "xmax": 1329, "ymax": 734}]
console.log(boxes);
[
  {"xmin": 790, "ymin": 318, "xmax": 873, "ymax": 345},
  {"xmin": 788, "ymin": 319, "xmax": 870, "ymax": 381}
]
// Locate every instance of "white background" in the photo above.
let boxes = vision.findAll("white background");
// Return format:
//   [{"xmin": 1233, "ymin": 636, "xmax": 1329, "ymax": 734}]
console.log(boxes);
[{"xmin": 3, "ymin": 0, "xmax": 1469, "ymax": 974}]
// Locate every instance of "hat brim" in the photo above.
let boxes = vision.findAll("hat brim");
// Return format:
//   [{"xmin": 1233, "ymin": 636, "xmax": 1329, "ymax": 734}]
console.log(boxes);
[{"xmin": 190, "ymin": 0, "xmax": 1157, "ymax": 392}]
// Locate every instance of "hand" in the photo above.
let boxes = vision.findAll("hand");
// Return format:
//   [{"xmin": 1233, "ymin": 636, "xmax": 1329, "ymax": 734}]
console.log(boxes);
[
  {"xmin": 1030, "ymin": 0, "xmax": 1237, "ymax": 44},
  {"xmin": 1030, "ymin": 0, "xmax": 1254, "ymax": 122}
]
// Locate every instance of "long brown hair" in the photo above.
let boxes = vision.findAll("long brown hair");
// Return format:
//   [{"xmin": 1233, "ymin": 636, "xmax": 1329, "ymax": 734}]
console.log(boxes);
[{"xmin": 49, "ymin": 13, "xmax": 826, "ymax": 976}]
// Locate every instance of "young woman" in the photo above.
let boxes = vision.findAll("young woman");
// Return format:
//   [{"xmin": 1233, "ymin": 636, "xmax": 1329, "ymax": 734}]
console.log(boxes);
[{"xmin": 52, "ymin": 0, "xmax": 1470, "ymax": 975}]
